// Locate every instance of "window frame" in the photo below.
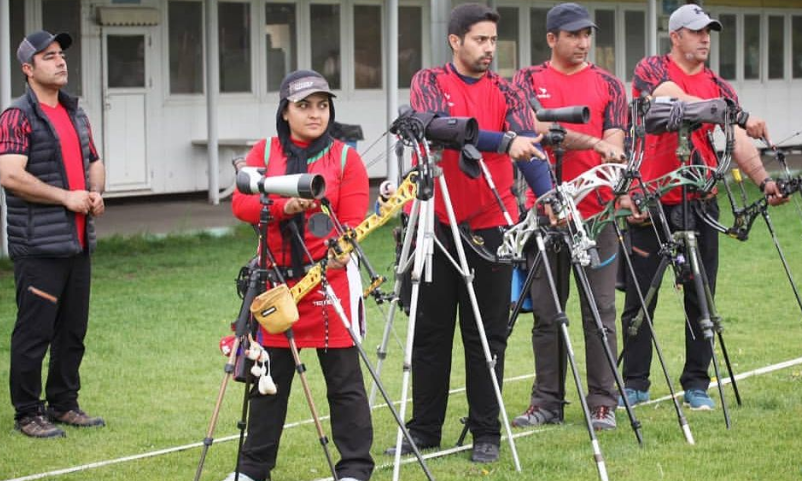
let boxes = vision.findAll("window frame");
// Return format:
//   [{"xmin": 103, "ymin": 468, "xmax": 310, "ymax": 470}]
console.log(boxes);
[
  {"xmin": 792, "ymin": 14, "xmax": 802, "ymax": 80},
  {"xmin": 217, "ymin": 0, "xmax": 258, "ymax": 97},
  {"xmin": 622, "ymin": 7, "xmax": 647, "ymax": 82},
  {"xmin": 396, "ymin": 1, "xmax": 427, "ymax": 90},
  {"xmin": 589, "ymin": 7, "xmax": 617, "ymax": 77},
  {"xmin": 165, "ymin": 0, "xmax": 206, "ymax": 98},
  {"xmin": 494, "ymin": 4, "xmax": 522, "ymax": 80},
  {"xmin": 262, "ymin": 0, "xmax": 300, "ymax": 95},
  {"xmin": 351, "ymin": 1, "xmax": 385, "ymax": 93}
]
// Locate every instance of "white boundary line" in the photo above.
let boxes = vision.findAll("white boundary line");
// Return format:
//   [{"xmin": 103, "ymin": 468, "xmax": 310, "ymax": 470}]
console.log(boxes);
[{"xmin": 4, "ymin": 358, "xmax": 801, "ymax": 481}]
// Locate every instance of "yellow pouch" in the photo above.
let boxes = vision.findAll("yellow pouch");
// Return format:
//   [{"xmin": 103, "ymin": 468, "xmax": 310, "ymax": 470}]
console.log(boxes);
[{"xmin": 250, "ymin": 284, "xmax": 299, "ymax": 334}]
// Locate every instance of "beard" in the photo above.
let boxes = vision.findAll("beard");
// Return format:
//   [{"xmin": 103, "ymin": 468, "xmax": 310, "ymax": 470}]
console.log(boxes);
[{"xmin": 472, "ymin": 61, "xmax": 490, "ymax": 72}]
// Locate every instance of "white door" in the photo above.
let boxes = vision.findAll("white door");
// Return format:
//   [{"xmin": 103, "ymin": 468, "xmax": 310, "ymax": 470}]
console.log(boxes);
[{"xmin": 102, "ymin": 28, "xmax": 152, "ymax": 192}]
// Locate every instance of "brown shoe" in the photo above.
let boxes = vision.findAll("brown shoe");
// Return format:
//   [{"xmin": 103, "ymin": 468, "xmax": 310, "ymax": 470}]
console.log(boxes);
[
  {"xmin": 48, "ymin": 408, "xmax": 106, "ymax": 428},
  {"xmin": 15, "ymin": 415, "xmax": 66, "ymax": 438}
]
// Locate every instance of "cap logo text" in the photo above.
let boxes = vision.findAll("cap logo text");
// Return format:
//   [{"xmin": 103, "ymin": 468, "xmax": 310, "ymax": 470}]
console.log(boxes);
[{"xmin": 291, "ymin": 80, "xmax": 314, "ymax": 92}]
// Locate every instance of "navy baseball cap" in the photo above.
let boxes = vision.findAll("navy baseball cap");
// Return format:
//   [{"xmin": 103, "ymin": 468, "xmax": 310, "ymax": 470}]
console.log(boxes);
[
  {"xmin": 546, "ymin": 3, "xmax": 598, "ymax": 33},
  {"xmin": 17, "ymin": 30, "xmax": 72, "ymax": 65}
]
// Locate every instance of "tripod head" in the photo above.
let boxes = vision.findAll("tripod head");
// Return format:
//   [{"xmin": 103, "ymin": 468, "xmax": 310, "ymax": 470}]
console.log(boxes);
[
  {"xmin": 528, "ymin": 97, "xmax": 590, "ymax": 185},
  {"xmin": 390, "ymin": 106, "xmax": 485, "ymax": 197}
]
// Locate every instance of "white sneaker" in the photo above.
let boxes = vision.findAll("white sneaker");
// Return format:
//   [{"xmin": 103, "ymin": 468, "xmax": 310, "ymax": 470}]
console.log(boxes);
[
  {"xmin": 221, "ymin": 473, "xmax": 257, "ymax": 481},
  {"xmin": 339, "ymin": 478, "xmax": 363, "ymax": 481}
]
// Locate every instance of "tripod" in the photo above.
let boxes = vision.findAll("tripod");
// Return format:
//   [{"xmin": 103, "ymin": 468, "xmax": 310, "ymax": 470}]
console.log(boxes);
[
  {"xmin": 625, "ymin": 122, "xmax": 741, "ymax": 430},
  {"xmin": 507, "ymin": 123, "xmax": 645, "ymax": 442},
  {"xmin": 387, "ymin": 131, "xmax": 521, "ymax": 480},
  {"xmin": 602, "ymin": 96, "xmax": 696, "ymax": 444},
  {"xmin": 194, "ymin": 194, "xmax": 339, "ymax": 481}
]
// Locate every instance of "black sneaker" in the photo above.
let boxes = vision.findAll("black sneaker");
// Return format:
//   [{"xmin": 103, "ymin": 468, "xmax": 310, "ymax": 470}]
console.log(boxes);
[
  {"xmin": 47, "ymin": 408, "xmax": 106, "ymax": 428},
  {"xmin": 470, "ymin": 442, "xmax": 499, "ymax": 463},
  {"xmin": 15, "ymin": 415, "xmax": 66, "ymax": 438},
  {"xmin": 383, "ymin": 434, "xmax": 438, "ymax": 456}
]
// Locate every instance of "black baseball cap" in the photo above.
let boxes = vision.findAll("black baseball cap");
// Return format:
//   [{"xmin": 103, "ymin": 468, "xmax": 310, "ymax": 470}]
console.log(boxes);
[
  {"xmin": 17, "ymin": 30, "xmax": 72, "ymax": 65},
  {"xmin": 546, "ymin": 3, "xmax": 598, "ymax": 33},
  {"xmin": 279, "ymin": 70, "xmax": 336, "ymax": 103}
]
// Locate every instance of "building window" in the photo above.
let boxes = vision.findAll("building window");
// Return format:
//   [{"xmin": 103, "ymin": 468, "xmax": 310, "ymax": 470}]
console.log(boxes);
[
  {"xmin": 107, "ymin": 35, "xmax": 146, "ymax": 88},
  {"xmin": 219, "ymin": 2, "xmax": 251, "ymax": 93},
  {"xmin": 530, "ymin": 7, "xmax": 549, "ymax": 65},
  {"xmin": 768, "ymin": 15, "xmax": 784, "ymax": 80},
  {"xmin": 9, "ymin": 0, "xmax": 25, "ymax": 98},
  {"xmin": 43, "ymin": 0, "xmax": 82, "ymax": 96},
  {"xmin": 495, "ymin": 7, "xmax": 518, "ymax": 80},
  {"xmin": 594, "ymin": 10, "xmax": 615, "ymax": 75},
  {"xmin": 169, "ymin": 1, "xmax": 204, "ymax": 94},
  {"xmin": 718, "ymin": 14, "xmax": 736, "ymax": 81},
  {"xmin": 354, "ymin": 5, "xmax": 382, "ymax": 89},
  {"xmin": 265, "ymin": 3, "xmax": 297, "ymax": 92},
  {"xmin": 744, "ymin": 14, "xmax": 760, "ymax": 80},
  {"xmin": 794, "ymin": 16, "xmax": 802, "ymax": 79},
  {"xmin": 311, "ymin": 4, "xmax": 341, "ymax": 90},
  {"xmin": 398, "ymin": 6, "xmax": 422, "ymax": 88},
  {"xmin": 625, "ymin": 10, "xmax": 645, "ymax": 81}
]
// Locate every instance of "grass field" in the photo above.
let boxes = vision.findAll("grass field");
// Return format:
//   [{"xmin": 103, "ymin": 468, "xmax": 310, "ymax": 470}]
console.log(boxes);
[{"xmin": 0, "ymin": 189, "xmax": 801, "ymax": 481}]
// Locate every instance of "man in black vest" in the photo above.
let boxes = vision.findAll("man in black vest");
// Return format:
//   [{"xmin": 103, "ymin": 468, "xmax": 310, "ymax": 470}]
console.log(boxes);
[{"xmin": 0, "ymin": 30, "xmax": 106, "ymax": 438}]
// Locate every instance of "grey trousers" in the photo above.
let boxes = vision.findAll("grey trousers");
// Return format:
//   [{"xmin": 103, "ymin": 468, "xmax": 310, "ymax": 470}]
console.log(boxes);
[{"xmin": 526, "ymin": 224, "xmax": 619, "ymax": 412}]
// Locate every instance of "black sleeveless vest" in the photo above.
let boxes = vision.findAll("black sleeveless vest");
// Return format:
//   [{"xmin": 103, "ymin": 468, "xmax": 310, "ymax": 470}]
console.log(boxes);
[{"xmin": 4, "ymin": 88, "xmax": 96, "ymax": 259}]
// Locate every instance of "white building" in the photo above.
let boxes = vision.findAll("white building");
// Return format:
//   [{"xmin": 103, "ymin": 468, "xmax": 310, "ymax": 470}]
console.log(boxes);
[{"xmin": 2, "ymin": 0, "xmax": 802, "ymax": 255}]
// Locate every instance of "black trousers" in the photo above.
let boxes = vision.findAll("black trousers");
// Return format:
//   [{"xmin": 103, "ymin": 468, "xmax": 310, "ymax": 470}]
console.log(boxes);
[
  {"xmin": 10, "ymin": 253, "xmax": 92, "ymax": 420},
  {"xmin": 526, "ymin": 224, "xmax": 619, "ymax": 412},
  {"xmin": 620, "ymin": 200, "xmax": 719, "ymax": 392},
  {"xmin": 407, "ymin": 226, "xmax": 511, "ymax": 447},
  {"xmin": 238, "ymin": 346, "xmax": 374, "ymax": 481}
]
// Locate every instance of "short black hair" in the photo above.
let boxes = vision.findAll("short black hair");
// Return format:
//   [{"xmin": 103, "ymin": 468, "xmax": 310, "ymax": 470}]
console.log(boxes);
[{"xmin": 448, "ymin": 3, "xmax": 500, "ymax": 40}]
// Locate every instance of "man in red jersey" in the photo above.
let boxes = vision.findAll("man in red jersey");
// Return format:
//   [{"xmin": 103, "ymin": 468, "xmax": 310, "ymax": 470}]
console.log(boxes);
[
  {"xmin": 0, "ymin": 30, "xmax": 106, "ymax": 438},
  {"xmin": 511, "ymin": 2, "xmax": 641, "ymax": 432},
  {"xmin": 620, "ymin": 4, "xmax": 787, "ymax": 411},
  {"xmin": 384, "ymin": 3, "xmax": 551, "ymax": 464}
]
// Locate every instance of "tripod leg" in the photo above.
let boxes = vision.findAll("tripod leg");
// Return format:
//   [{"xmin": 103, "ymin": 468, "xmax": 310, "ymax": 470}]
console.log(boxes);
[
  {"xmin": 283, "ymin": 332, "xmax": 340, "ymax": 481},
  {"xmin": 613, "ymin": 222, "xmax": 694, "ymax": 444},
  {"xmin": 571, "ymin": 255, "xmax": 644, "ymax": 446},
  {"xmin": 193, "ymin": 337, "xmax": 241, "ymax": 481},
  {"xmin": 697, "ymin": 259, "xmax": 742, "ymax": 407},
  {"xmin": 683, "ymin": 232, "xmax": 731, "ymax": 429},
  {"xmin": 234, "ymin": 369, "xmax": 253, "ymax": 481},
  {"xmin": 195, "ymin": 268, "xmax": 264, "ymax": 481},
  {"xmin": 320, "ymin": 281, "xmax": 436, "ymax": 481},
  {"xmin": 369, "ymin": 282, "xmax": 400, "ymax": 407},
  {"xmin": 369, "ymin": 207, "xmax": 419, "ymax": 407},
  {"xmin": 507, "ymin": 255, "xmax": 541, "ymax": 339},
  {"xmin": 438, "ymin": 176, "xmax": 520, "ymax": 472},
  {"xmin": 535, "ymin": 232, "xmax": 608, "ymax": 481},
  {"xmin": 459, "ymin": 253, "xmax": 542, "ymax": 449},
  {"xmin": 761, "ymin": 209, "xmax": 802, "ymax": 317},
  {"xmin": 622, "ymin": 254, "xmax": 673, "ymax": 348}
]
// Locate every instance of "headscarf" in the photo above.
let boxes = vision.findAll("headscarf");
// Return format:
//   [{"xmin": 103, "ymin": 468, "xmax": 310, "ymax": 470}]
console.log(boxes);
[{"xmin": 275, "ymin": 70, "xmax": 336, "ymax": 276}]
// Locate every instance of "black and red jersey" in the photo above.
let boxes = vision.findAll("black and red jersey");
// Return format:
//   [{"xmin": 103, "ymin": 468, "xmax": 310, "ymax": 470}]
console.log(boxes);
[
  {"xmin": 0, "ymin": 104, "xmax": 99, "ymax": 248},
  {"xmin": 409, "ymin": 64, "xmax": 533, "ymax": 229},
  {"xmin": 231, "ymin": 137, "xmax": 369, "ymax": 349},
  {"xmin": 633, "ymin": 54, "xmax": 738, "ymax": 204},
  {"xmin": 514, "ymin": 62, "xmax": 627, "ymax": 217}
]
